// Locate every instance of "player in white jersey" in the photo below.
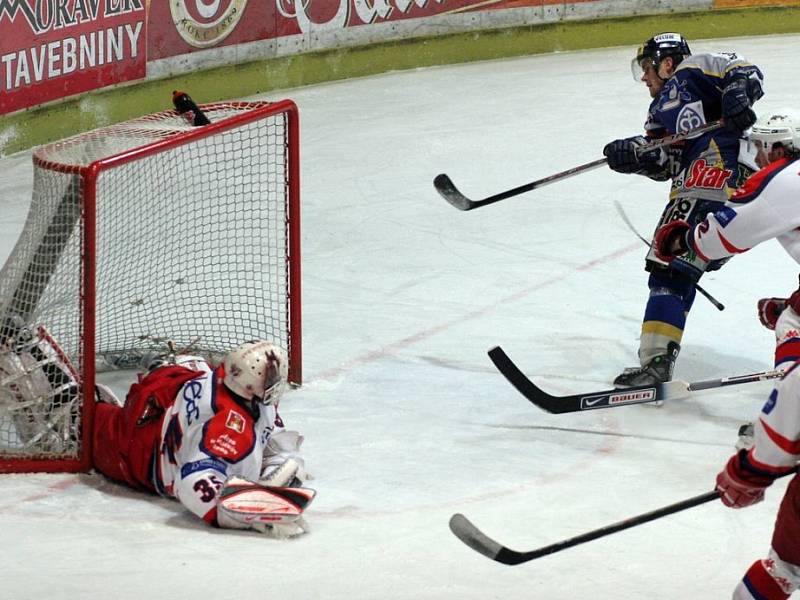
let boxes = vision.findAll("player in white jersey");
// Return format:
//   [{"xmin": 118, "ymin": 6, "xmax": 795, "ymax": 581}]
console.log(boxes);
[
  {"xmin": 91, "ymin": 340, "xmax": 314, "ymax": 537},
  {"xmin": 654, "ymin": 113, "xmax": 800, "ymax": 599},
  {"xmin": 745, "ymin": 112, "xmax": 800, "ymax": 373}
]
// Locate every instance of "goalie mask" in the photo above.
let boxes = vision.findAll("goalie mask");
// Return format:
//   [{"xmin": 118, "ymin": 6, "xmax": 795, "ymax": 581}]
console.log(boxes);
[
  {"xmin": 750, "ymin": 111, "xmax": 800, "ymax": 156},
  {"xmin": 631, "ymin": 33, "xmax": 691, "ymax": 81},
  {"xmin": 222, "ymin": 341, "xmax": 287, "ymax": 406}
]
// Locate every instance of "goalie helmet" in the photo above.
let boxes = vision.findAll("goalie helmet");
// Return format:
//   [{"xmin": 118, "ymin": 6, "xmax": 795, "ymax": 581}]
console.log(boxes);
[
  {"xmin": 631, "ymin": 33, "xmax": 691, "ymax": 81},
  {"xmin": 223, "ymin": 341, "xmax": 287, "ymax": 406},
  {"xmin": 750, "ymin": 111, "xmax": 800, "ymax": 156}
]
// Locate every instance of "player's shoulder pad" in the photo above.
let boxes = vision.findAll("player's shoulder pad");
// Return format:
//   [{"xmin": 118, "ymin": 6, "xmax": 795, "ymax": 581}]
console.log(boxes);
[
  {"xmin": 201, "ymin": 386, "xmax": 258, "ymax": 463},
  {"xmin": 675, "ymin": 53, "xmax": 748, "ymax": 78}
]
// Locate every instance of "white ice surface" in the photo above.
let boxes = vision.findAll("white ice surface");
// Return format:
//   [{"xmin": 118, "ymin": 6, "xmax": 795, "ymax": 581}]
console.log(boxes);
[{"xmin": 2, "ymin": 33, "xmax": 800, "ymax": 600}]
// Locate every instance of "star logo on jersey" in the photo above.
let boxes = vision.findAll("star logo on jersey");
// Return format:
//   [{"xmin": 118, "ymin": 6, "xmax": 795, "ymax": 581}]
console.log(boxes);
[
  {"xmin": 685, "ymin": 159, "xmax": 733, "ymax": 190},
  {"xmin": 226, "ymin": 409, "xmax": 246, "ymax": 433}
]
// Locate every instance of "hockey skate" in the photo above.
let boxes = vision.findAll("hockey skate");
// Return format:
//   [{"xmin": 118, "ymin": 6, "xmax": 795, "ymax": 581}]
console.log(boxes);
[{"xmin": 613, "ymin": 342, "xmax": 680, "ymax": 389}]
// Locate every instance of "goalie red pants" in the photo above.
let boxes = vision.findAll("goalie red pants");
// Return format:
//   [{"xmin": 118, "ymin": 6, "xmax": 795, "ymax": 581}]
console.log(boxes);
[
  {"xmin": 92, "ymin": 401, "xmax": 161, "ymax": 493},
  {"xmin": 91, "ymin": 365, "xmax": 201, "ymax": 493}
]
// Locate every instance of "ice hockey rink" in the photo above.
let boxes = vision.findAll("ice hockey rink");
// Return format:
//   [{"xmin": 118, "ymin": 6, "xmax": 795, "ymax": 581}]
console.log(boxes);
[{"xmin": 2, "ymin": 31, "xmax": 800, "ymax": 599}]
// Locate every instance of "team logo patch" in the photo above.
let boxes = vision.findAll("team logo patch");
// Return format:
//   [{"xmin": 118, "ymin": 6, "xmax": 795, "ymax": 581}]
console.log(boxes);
[
  {"xmin": 763, "ymin": 389, "xmax": 778, "ymax": 415},
  {"xmin": 714, "ymin": 207, "xmax": 738, "ymax": 227},
  {"xmin": 170, "ymin": 0, "xmax": 249, "ymax": 48},
  {"xmin": 226, "ymin": 409, "xmax": 246, "ymax": 433},
  {"xmin": 675, "ymin": 101, "xmax": 705, "ymax": 133}
]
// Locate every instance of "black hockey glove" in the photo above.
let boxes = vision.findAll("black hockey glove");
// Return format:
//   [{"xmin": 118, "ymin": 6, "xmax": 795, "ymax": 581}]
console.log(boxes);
[
  {"xmin": 603, "ymin": 136, "xmax": 661, "ymax": 175},
  {"xmin": 722, "ymin": 76, "xmax": 763, "ymax": 131}
]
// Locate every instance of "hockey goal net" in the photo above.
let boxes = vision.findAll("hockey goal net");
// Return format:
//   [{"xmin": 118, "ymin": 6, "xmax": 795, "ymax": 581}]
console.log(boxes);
[{"xmin": 0, "ymin": 100, "xmax": 301, "ymax": 473}]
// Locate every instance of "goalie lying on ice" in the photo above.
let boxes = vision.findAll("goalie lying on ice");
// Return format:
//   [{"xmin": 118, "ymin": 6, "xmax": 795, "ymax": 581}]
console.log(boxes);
[{"xmin": 92, "ymin": 341, "xmax": 314, "ymax": 537}]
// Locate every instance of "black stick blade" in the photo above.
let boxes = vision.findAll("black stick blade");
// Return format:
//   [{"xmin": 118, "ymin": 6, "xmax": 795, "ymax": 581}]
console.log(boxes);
[
  {"xmin": 433, "ymin": 174, "xmax": 474, "ymax": 210},
  {"xmin": 449, "ymin": 514, "xmax": 531, "ymax": 565},
  {"xmin": 449, "ymin": 514, "xmax": 504, "ymax": 560},
  {"xmin": 487, "ymin": 346, "xmax": 687, "ymax": 413}
]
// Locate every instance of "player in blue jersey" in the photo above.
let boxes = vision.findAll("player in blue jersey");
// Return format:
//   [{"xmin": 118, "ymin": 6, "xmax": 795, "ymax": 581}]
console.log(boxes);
[{"xmin": 603, "ymin": 32, "xmax": 764, "ymax": 388}]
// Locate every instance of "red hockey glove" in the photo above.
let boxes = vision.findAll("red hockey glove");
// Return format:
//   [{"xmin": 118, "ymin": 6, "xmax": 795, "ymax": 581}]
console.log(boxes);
[
  {"xmin": 757, "ymin": 298, "xmax": 787, "ymax": 330},
  {"xmin": 654, "ymin": 219, "xmax": 690, "ymax": 262},
  {"xmin": 787, "ymin": 287, "xmax": 800, "ymax": 314},
  {"xmin": 716, "ymin": 451, "xmax": 776, "ymax": 509}
]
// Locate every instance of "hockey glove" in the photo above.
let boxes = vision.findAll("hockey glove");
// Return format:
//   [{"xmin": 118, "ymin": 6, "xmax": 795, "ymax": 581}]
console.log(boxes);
[
  {"xmin": 722, "ymin": 76, "xmax": 762, "ymax": 131},
  {"xmin": 786, "ymin": 286, "xmax": 800, "ymax": 315},
  {"xmin": 603, "ymin": 136, "xmax": 662, "ymax": 175},
  {"xmin": 758, "ymin": 298, "xmax": 787, "ymax": 330},
  {"xmin": 216, "ymin": 477, "xmax": 316, "ymax": 536},
  {"xmin": 261, "ymin": 430, "xmax": 310, "ymax": 487},
  {"xmin": 716, "ymin": 450, "xmax": 779, "ymax": 509},
  {"xmin": 653, "ymin": 219, "xmax": 690, "ymax": 262}
]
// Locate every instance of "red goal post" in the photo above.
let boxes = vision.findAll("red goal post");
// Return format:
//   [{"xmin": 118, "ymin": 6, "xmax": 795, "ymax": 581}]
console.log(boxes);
[{"xmin": 0, "ymin": 100, "xmax": 301, "ymax": 473}]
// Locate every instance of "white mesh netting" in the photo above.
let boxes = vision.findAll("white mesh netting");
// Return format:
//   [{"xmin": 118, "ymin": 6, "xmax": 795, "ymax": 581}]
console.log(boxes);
[{"xmin": 0, "ymin": 102, "xmax": 299, "ymax": 468}]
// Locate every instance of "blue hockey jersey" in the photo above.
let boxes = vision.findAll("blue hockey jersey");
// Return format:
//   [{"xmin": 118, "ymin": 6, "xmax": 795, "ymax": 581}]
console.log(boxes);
[{"xmin": 645, "ymin": 52, "xmax": 764, "ymax": 202}]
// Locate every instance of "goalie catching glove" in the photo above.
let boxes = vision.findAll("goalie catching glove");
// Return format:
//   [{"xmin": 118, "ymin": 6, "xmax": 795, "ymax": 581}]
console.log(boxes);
[
  {"xmin": 216, "ymin": 477, "xmax": 316, "ymax": 538},
  {"xmin": 261, "ymin": 430, "xmax": 311, "ymax": 487}
]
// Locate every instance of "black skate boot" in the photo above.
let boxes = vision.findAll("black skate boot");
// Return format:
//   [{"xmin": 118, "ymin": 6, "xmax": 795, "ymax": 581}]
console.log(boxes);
[{"xmin": 613, "ymin": 342, "xmax": 680, "ymax": 389}]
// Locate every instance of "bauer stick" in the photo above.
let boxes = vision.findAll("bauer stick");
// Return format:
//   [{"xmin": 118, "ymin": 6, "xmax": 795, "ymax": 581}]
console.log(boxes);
[
  {"xmin": 434, "ymin": 120, "xmax": 723, "ymax": 211},
  {"xmin": 487, "ymin": 345, "xmax": 783, "ymax": 414},
  {"xmin": 613, "ymin": 200, "xmax": 725, "ymax": 311}
]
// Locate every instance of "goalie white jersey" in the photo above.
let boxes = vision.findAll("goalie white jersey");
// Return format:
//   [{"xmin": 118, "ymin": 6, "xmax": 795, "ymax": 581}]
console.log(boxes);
[{"xmin": 152, "ymin": 361, "xmax": 284, "ymax": 524}]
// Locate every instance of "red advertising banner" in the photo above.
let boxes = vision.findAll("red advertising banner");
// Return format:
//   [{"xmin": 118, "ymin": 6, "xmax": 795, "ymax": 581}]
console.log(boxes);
[
  {"xmin": 0, "ymin": 0, "xmax": 147, "ymax": 115},
  {"xmin": 150, "ymin": 0, "xmax": 603, "ymax": 60}
]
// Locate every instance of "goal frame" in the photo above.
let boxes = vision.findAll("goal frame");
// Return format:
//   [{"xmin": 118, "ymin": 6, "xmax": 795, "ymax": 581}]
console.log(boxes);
[{"xmin": 0, "ymin": 100, "xmax": 301, "ymax": 474}]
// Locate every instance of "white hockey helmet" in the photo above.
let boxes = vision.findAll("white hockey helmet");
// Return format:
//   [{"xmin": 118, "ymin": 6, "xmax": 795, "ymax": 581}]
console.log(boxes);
[
  {"xmin": 750, "ymin": 110, "xmax": 800, "ymax": 155},
  {"xmin": 222, "ymin": 341, "xmax": 287, "ymax": 406}
]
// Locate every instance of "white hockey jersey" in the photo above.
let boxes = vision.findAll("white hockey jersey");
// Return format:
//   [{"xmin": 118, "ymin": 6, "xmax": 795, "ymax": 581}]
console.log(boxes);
[
  {"xmin": 685, "ymin": 157, "xmax": 800, "ymax": 263},
  {"xmin": 152, "ymin": 360, "xmax": 285, "ymax": 524},
  {"xmin": 684, "ymin": 156, "xmax": 800, "ymax": 474}
]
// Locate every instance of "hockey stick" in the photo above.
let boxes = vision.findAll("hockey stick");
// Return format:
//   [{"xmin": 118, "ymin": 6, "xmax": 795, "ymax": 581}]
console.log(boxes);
[
  {"xmin": 487, "ymin": 345, "xmax": 782, "ymax": 414},
  {"xmin": 434, "ymin": 158, "xmax": 607, "ymax": 211},
  {"xmin": 613, "ymin": 200, "xmax": 725, "ymax": 312},
  {"xmin": 434, "ymin": 120, "xmax": 723, "ymax": 211},
  {"xmin": 451, "ymin": 463, "xmax": 797, "ymax": 566},
  {"xmin": 449, "ymin": 490, "xmax": 719, "ymax": 565}
]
